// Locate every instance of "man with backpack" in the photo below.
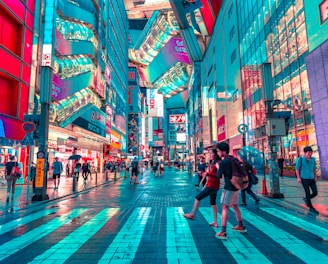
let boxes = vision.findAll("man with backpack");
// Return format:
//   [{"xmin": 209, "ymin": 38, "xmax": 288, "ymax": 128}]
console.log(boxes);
[
  {"xmin": 215, "ymin": 142, "xmax": 247, "ymax": 240},
  {"xmin": 130, "ymin": 157, "xmax": 139, "ymax": 184},
  {"xmin": 295, "ymin": 146, "xmax": 319, "ymax": 214}
]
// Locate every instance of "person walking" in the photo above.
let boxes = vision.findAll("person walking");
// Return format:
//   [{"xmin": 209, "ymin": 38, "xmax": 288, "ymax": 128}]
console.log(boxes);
[
  {"xmin": 52, "ymin": 157, "xmax": 63, "ymax": 190},
  {"xmin": 216, "ymin": 142, "xmax": 246, "ymax": 240},
  {"xmin": 183, "ymin": 148, "xmax": 221, "ymax": 228},
  {"xmin": 240, "ymin": 160, "xmax": 260, "ymax": 206},
  {"xmin": 73, "ymin": 159, "xmax": 82, "ymax": 182},
  {"xmin": 30, "ymin": 162, "xmax": 36, "ymax": 193},
  {"xmin": 195, "ymin": 156, "xmax": 207, "ymax": 189},
  {"xmin": 4, "ymin": 155, "xmax": 20, "ymax": 202},
  {"xmin": 295, "ymin": 146, "xmax": 319, "ymax": 214},
  {"xmin": 82, "ymin": 160, "xmax": 89, "ymax": 182},
  {"xmin": 130, "ymin": 157, "xmax": 139, "ymax": 184},
  {"xmin": 277, "ymin": 156, "xmax": 284, "ymax": 177}
]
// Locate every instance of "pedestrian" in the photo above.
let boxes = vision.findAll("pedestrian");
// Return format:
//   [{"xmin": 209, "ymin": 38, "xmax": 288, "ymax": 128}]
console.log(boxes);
[
  {"xmin": 30, "ymin": 162, "xmax": 36, "ymax": 193},
  {"xmin": 295, "ymin": 146, "xmax": 319, "ymax": 214},
  {"xmin": 153, "ymin": 158, "xmax": 159, "ymax": 176},
  {"xmin": 73, "ymin": 159, "xmax": 82, "ymax": 182},
  {"xmin": 159, "ymin": 159, "xmax": 164, "ymax": 175},
  {"xmin": 183, "ymin": 148, "xmax": 221, "ymax": 228},
  {"xmin": 240, "ymin": 159, "xmax": 260, "ymax": 206},
  {"xmin": 4, "ymin": 155, "xmax": 20, "ymax": 202},
  {"xmin": 216, "ymin": 142, "xmax": 247, "ymax": 240},
  {"xmin": 52, "ymin": 157, "xmax": 63, "ymax": 190},
  {"xmin": 195, "ymin": 156, "xmax": 207, "ymax": 189},
  {"xmin": 277, "ymin": 156, "xmax": 284, "ymax": 177},
  {"xmin": 82, "ymin": 160, "xmax": 89, "ymax": 182},
  {"xmin": 66, "ymin": 163, "xmax": 70, "ymax": 177},
  {"xmin": 130, "ymin": 157, "xmax": 139, "ymax": 184}
]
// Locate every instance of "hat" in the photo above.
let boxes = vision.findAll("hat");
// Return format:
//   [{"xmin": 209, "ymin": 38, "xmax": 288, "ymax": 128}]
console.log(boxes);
[
  {"xmin": 216, "ymin": 142, "xmax": 230, "ymax": 153},
  {"xmin": 303, "ymin": 146, "xmax": 313, "ymax": 153}
]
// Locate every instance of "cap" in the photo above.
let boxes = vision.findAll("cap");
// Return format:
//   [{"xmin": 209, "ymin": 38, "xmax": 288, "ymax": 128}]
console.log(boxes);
[{"xmin": 303, "ymin": 146, "xmax": 313, "ymax": 153}]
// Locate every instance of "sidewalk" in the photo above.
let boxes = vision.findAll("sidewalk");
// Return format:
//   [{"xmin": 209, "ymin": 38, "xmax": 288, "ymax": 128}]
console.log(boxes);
[
  {"xmin": 1, "ymin": 169, "xmax": 328, "ymax": 219},
  {"xmin": 0, "ymin": 170, "xmax": 128, "ymax": 213},
  {"xmin": 252, "ymin": 173, "xmax": 328, "ymax": 219}
]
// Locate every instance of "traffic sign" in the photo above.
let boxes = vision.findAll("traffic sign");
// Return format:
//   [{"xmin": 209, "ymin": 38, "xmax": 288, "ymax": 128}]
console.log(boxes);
[
  {"xmin": 22, "ymin": 121, "xmax": 36, "ymax": 133},
  {"xmin": 21, "ymin": 133, "xmax": 34, "ymax": 146},
  {"xmin": 238, "ymin": 124, "xmax": 249, "ymax": 134}
]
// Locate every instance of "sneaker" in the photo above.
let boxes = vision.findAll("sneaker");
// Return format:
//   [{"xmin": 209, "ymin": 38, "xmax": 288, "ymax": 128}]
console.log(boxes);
[
  {"xmin": 240, "ymin": 201, "xmax": 247, "ymax": 206},
  {"xmin": 255, "ymin": 199, "xmax": 260, "ymax": 205},
  {"xmin": 309, "ymin": 208, "xmax": 319, "ymax": 214},
  {"xmin": 232, "ymin": 225, "xmax": 247, "ymax": 233},
  {"xmin": 215, "ymin": 231, "xmax": 227, "ymax": 240}
]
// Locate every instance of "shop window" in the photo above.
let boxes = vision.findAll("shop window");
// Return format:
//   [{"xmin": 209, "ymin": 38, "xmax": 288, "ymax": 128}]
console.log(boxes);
[
  {"xmin": 320, "ymin": 0, "xmax": 328, "ymax": 24},
  {"xmin": 0, "ymin": 7, "xmax": 22, "ymax": 56},
  {"xmin": 0, "ymin": 74, "xmax": 19, "ymax": 117}
]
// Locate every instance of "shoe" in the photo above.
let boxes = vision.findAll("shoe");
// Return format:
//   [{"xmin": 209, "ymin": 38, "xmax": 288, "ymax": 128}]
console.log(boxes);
[
  {"xmin": 309, "ymin": 208, "xmax": 319, "ymax": 214},
  {"xmin": 240, "ymin": 201, "xmax": 247, "ymax": 206},
  {"xmin": 215, "ymin": 231, "xmax": 227, "ymax": 240},
  {"xmin": 303, "ymin": 197, "xmax": 307, "ymax": 204},
  {"xmin": 255, "ymin": 199, "xmax": 260, "ymax": 205},
  {"xmin": 209, "ymin": 222, "xmax": 219, "ymax": 228},
  {"xmin": 232, "ymin": 225, "xmax": 247, "ymax": 233},
  {"xmin": 183, "ymin": 213, "xmax": 194, "ymax": 220}
]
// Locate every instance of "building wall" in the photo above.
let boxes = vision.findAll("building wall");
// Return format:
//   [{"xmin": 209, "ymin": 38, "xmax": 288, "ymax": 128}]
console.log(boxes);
[{"xmin": 0, "ymin": 0, "xmax": 35, "ymax": 141}]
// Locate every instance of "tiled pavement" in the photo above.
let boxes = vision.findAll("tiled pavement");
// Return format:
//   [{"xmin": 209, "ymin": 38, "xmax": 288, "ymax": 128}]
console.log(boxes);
[{"xmin": 0, "ymin": 167, "xmax": 327, "ymax": 263}]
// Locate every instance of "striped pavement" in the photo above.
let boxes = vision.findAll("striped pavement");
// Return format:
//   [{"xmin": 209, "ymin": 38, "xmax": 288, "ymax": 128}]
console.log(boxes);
[{"xmin": 0, "ymin": 205, "xmax": 327, "ymax": 263}]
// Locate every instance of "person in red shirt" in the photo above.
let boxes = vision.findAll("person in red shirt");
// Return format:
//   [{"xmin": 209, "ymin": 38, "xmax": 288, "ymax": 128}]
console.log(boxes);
[{"xmin": 184, "ymin": 148, "xmax": 221, "ymax": 228}]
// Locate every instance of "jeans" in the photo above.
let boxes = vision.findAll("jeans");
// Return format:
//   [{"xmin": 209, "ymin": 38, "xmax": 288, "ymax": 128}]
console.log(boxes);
[
  {"xmin": 241, "ymin": 182, "xmax": 259, "ymax": 203},
  {"xmin": 6, "ymin": 175, "xmax": 17, "ymax": 198},
  {"xmin": 301, "ymin": 178, "xmax": 318, "ymax": 208}
]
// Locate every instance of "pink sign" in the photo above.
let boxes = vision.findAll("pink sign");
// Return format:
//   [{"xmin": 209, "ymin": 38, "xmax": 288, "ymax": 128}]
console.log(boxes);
[{"xmin": 217, "ymin": 115, "xmax": 226, "ymax": 142}]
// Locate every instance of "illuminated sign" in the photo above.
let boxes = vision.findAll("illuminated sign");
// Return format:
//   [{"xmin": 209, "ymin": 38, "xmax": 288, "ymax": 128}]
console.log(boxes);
[
  {"xmin": 0, "ymin": 119, "xmax": 5, "ymax": 137},
  {"xmin": 217, "ymin": 115, "xmax": 226, "ymax": 141},
  {"xmin": 169, "ymin": 114, "xmax": 186, "ymax": 123},
  {"xmin": 35, "ymin": 158, "xmax": 45, "ymax": 188}
]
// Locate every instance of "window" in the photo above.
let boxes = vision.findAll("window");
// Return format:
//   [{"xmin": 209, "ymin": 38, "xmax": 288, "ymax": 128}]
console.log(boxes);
[
  {"xmin": 228, "ymin": 4, "xmax": 234, "ymax": 19},
  {"xmin": 0, "ymin": 7, "xmax": 22, "ymax": 56},
  {"xmin": 231, "ymin": 49, "xmax": 236, "ymax": 64},
  {"xmin": 0, "ymin": 75, "xmax": 19, "ymax": 117},
  {"xmin": 230, "ymin": 26, "xmax": 235, "ymax": 41},
  {"xmin": 319, "ymin": 0, "xmax": 328, "ymax": 24}
]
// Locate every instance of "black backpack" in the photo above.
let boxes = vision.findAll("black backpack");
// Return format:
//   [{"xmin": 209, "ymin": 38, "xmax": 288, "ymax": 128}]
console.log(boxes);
[{"xmin": 228, "ymin": 155, "xmax": 249, "ymax": 190}]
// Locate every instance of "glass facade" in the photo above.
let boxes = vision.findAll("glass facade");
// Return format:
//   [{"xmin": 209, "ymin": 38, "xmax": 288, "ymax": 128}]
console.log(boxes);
[{"xmin": 237, "ymin": 0, "xmax": 318, "ymax": 167}]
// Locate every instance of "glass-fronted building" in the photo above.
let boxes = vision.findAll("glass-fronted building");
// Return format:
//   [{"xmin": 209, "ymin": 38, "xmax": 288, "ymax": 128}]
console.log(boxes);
[{"xmin": 202, "ymin": 0, "xmax": 327, "ymax": 178}]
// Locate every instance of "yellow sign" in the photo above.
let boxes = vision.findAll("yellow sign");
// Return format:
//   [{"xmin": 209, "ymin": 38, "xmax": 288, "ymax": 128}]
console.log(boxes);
[{"xmin": 36, "ymin": 158, "xmax": 44, "ymax": 188}]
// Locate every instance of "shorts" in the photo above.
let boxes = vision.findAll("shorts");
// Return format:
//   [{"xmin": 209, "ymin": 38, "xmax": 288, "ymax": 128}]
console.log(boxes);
[
  {"xmin": 220, "ymin": 189, "xmax": 239, "ymax": 206},
  {"xmin": 53, "ymin": 173, "xmax": 60, "ymax": 179}
]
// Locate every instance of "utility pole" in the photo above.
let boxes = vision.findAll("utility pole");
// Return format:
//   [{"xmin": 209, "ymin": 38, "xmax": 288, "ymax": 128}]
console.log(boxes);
[{"xmin": 32, "ymin": 0, "xmax": 55, "ymax": 201}]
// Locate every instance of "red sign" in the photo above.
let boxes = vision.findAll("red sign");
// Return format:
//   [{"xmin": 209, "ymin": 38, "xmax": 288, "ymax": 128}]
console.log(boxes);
[
  {"xmin": 217, "ymin": 115, "xmax": 226, "ymax": 141},
  {"xmin": 22, "ymin": 122, "xmax": 36, "ymax": 133},
  {"xmin": 169, "ymin": 114, "xmax": 186, "ymax": 123}
]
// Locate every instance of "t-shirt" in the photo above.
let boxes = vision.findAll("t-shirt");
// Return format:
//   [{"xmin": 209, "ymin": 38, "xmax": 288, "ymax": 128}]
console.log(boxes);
[
  {"xmin": 197, "ymin": 163, "xmax": 207, "ymax": 172},
  {"xmin": 5, "ymin": 161, "xmax": 17, "ymax": 175},
  {"xmin": 216, "ymin": 157, "xmax": 238, "ymax": 191},
  {"xmin": 53, "ymin": 161, "xmax": 63, "ymax": 174},
  {"xmin": 131, "ymin": 161, "xmax": 138, "ymax": 170},
  {"xmin": 296, "ymin": 156, "xmax": 316, "ymax": 179}
]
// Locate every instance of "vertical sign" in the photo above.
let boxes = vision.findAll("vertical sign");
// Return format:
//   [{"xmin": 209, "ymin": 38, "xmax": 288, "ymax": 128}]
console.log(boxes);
[
  {"xmin": 217, "ymin": 115, "xmax": 226, "ymax": 142},
  {"xmin": 35, "ymin": 158, "xmax": 45, "ymax": 188}
]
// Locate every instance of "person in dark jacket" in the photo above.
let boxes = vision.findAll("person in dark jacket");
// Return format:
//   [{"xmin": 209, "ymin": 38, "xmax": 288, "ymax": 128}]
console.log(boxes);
[
  {"xmin": 4, "ymin": 155, "xmax": 19, "ymax": 202},
  {"xmin": 240, "ymin": 160, "xmax": 260, "ymax": 206}
]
